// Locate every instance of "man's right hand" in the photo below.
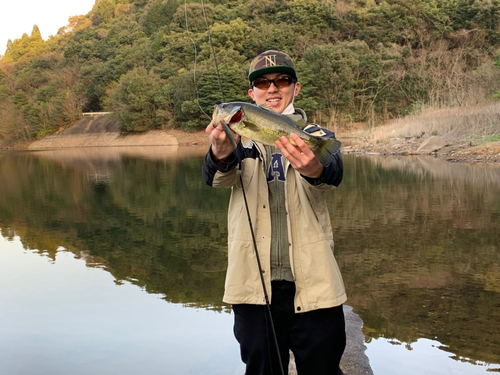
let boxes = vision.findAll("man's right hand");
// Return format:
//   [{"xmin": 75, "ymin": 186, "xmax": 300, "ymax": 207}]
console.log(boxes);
[{"xmin": 206, "ymin": 121, "xmax": 239, "ymax": 161}]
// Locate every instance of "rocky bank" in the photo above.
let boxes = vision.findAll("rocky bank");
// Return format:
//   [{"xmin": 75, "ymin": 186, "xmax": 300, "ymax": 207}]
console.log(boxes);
[{"xmin": 341, "ymin": 133, "xmax": 500, "ymax": 164}]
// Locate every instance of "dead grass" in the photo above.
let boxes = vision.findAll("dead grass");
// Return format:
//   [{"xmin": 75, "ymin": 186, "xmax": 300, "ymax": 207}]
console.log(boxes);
[
  {"xmin": 362, "ymin": 101, "xmax": 500, "ymax": 146},
  {"xmin": 337, "ymin": 101, "xmax": 500, "ymax": 162}
]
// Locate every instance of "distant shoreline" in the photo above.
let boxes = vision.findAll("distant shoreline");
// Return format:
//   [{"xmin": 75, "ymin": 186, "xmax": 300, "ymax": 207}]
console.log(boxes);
[
  {"xmin": 1, "ymin": 116, "xmax": 210, "ymax": 151},
  {"xmin": 2, "ymin": 114, "xmax": 498, "ymax": 164}
]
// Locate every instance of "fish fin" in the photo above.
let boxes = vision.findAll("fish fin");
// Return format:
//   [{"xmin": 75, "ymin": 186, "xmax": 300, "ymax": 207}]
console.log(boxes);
[
  {"xmin": 313, "ymin": 137, "xmax": 342, "ymax": 166},
  {"xmin": 221, "ymin": 120, "xmax": 238, "ymax": 149},
  {"xmin": 284, "ymin": 108, "xmax": 307, "ymax": 129},
  {"xmin": 284, "ymin": 113, "xmax": 307, "ymax": 129},
  {"xmin": 240, "ymin": 136, "xmax": 254, "ymax": 148},
  {"xmin": 258, "ymin": 103, "xmax": 307, "ymax": 128},
  {"xmin": 294, "ymin": 108, "xmax": 308, "ymax": 129},
  {"xmin": 259, "ymin": 104, "xmax": 274, "ymax": 112}
]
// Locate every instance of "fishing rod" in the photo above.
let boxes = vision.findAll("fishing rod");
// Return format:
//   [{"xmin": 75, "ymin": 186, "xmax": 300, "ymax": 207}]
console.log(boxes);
[{"xmin": 197, "ymin": 2, "xmax": 285, "ymax": 374}]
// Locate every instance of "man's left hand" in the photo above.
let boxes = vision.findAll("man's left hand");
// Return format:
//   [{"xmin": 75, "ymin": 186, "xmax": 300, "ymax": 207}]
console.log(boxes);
[{"xmin": 276, "ymin": 133, "xmax": 324, "ymax": 178}]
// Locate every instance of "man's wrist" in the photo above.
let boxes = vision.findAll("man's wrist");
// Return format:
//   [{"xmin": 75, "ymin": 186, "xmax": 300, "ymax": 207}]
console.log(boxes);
[
  {"xmin": 211, "ymin": 148, "xmax": 235, "ymax": 169},
  {"xmin": 214, "ymin": 154, "xmax": 230, "ymax": 162},
  {"xmin": 302, "ymin": 165, "xmax": 326, "ymax": 185}
]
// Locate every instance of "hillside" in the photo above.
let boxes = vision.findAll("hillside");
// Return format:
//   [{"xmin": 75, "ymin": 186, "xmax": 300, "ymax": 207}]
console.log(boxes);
[{"xmin": 1, "ymin": 0, "xmax": 500, "ymax": 147}]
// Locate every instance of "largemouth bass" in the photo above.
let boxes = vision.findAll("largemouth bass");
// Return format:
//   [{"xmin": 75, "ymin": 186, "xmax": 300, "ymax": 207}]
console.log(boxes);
[{"xmin": 212, "ymin": 102, "xmax": 341, "ymax": 166}]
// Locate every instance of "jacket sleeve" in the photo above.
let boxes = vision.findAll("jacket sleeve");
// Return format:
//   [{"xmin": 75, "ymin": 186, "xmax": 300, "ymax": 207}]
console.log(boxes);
[
  {"xmin": 202, "ymin": 146, "xmax": 240, "ymax": 187},
  {"xmin": 301, "ymin": 125, "xmax": 343, "ymax": 187}
]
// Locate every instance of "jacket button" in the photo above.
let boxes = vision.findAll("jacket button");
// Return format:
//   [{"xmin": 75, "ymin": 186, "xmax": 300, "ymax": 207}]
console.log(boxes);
[
  {"xmin": 263, "ymin": 205, "xmax": 266, "ymax": 208},
  {"xmin": 297, "ymin": 306, "xmax": 301, "ymax": 311}
]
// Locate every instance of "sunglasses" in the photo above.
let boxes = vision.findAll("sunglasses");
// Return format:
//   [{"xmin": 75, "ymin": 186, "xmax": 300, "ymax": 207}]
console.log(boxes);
[{"xmin": 252, "ymin": 76, "xmax": 296, "ymax": 90}]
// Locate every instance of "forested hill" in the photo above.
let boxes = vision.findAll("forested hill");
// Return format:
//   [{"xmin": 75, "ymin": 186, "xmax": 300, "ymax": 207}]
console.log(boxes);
[{"xmin": 1, "ymin": 0, "xmax": 500, "ymax": 144}]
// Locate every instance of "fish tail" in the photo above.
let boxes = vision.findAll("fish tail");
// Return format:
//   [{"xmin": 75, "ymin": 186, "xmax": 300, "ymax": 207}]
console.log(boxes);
[{"xmin": 313, "ymin": 137, "xmax": 342, "ymax": 166}]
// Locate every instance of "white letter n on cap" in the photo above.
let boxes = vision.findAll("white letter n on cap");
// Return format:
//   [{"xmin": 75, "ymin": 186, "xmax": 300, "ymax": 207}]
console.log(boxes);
[{"xmin": 264, "ymin": 55, "xmax": 276, "ymax": 67}]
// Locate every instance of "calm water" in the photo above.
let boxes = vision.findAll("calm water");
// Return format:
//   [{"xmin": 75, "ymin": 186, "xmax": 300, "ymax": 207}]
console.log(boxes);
[{"xmin": 0, "ymin": 147, "xmax": 499, "ymax": 375}]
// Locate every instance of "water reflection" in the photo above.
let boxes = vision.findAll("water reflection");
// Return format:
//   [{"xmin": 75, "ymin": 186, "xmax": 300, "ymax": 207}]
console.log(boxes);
[
  {"xmin": 329, "ymin": 155, "xmax": 500, "ymax": 369},
  {"xmin": 0, "ymin": 147, "xmax": 230, "ymax": 311},
  {"xmin": 367, "ymin": 338, "xmax": 500, "ymax": 374},
  {"xmin": 0, "ymin": 235, "xmax": 240, "ymax": 375},
  {"xmin": 0, "ymin": 149, "xmax": 499, "ymax": 374}
]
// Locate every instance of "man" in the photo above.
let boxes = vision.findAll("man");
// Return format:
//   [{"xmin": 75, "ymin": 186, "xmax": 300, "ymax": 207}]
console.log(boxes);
[{"xmin": 202, "ymin": 50, "xmax": 346, "ymax": 375}]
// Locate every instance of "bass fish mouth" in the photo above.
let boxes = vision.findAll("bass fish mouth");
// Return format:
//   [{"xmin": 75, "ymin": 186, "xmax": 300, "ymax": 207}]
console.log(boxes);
[{"xmin": 229, "ymin": 109, "xmax": 243, "ymax": 123}]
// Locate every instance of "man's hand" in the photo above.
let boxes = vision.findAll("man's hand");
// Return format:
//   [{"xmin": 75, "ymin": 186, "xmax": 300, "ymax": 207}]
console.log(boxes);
[
  {"xmin": 275, "ymin": 133, "xmax": 324, "ymax": 178},
  {"xmin": 206, "ymin": 121, "xmax": 239, "ymax": 163}
]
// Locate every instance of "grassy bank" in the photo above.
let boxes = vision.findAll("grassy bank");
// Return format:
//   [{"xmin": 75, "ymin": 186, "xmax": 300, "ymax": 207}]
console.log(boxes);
[{"xmin": 339, "ymin": 101, "xmax": 500, "ymax": 163}]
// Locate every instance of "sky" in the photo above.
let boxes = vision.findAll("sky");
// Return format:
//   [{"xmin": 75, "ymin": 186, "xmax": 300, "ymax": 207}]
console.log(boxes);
[{"xmin": 0, "ymin": 0, "xmax": 96, "ymax": 55}]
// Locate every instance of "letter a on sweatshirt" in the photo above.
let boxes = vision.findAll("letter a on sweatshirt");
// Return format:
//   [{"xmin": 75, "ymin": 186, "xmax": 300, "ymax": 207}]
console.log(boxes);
[{"xmin": 267, "ymin": 153, "xmax": 286, "ymax": 182}]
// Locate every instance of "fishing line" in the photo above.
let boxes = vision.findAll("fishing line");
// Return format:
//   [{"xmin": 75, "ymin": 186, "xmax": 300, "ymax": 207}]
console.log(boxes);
[
  {"xmin": 200, "ymin": 0, "xmax": 225, "ymax": 103},
  {"xmin": 198, "ymin": 2, "xmax": 285, "ymax": 374},
  {"xmin": 184, "ymin": 0, "xmax": 210, "ymax": 119}
]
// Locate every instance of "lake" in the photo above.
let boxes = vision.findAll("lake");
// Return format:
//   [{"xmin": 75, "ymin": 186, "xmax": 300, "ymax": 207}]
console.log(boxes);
[{"xmin": 0, "ymin": 147, "xmax": 499, "ymax": 375}]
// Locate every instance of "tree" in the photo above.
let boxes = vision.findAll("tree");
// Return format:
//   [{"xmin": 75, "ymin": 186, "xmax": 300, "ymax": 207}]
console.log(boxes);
[
  {"xmin": 107, "ymin": 67, "xmax": 167, "ymax": 131},
  {"xmin": 30, "ymin": 25, "xmax": 43, "ymax": 41},
  {"xmin": 144, "ymin": 0, "xmax": 181, "ymax": 36},
  {"xmin": 492, "ymin": 48, "xmax": 500, "ymax": 99},
  {"xmin": 91, "ymin": 0, "xmax": 116, "ymax": 26},
  {"xmin": 2, "ymin": 26, "xmax": 47, "ymax": 62}
]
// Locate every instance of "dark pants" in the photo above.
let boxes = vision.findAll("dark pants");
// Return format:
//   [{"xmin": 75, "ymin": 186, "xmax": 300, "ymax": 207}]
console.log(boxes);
[{"xmin": 233, "ymin": 280, "xmax": 346, "ymax": 375}]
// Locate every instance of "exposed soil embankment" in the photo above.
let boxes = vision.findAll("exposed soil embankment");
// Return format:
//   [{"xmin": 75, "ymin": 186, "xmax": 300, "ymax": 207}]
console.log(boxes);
[
  {"xmin": 27, "ymin": 116, "xmax": 209, "ymax": 150},
  {"xmin": 59, "ymin": 115, "xmax": 122, "ymax": 134}
]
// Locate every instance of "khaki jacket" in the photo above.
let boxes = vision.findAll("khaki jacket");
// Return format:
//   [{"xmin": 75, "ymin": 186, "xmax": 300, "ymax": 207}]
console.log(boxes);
[{"xmin": 202, "ymin": 126, "xmax": 347, "ymax": 313}]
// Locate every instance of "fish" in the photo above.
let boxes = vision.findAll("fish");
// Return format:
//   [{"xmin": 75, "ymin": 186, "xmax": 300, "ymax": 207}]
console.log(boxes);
[{"xmin": 212, "ymin": 102, "xmax": 341, "ymax": 166}]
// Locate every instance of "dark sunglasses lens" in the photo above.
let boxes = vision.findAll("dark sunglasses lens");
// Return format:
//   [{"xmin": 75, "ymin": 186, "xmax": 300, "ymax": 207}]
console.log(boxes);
[
  {"xmin": 253, "ymin": 77, "xmax": 294, "ymax": 89},
  {"xmin": 275, "ymin": 77, "xmax": 293, "ymax": 87},
  {"xmin": 253, "ymin": 79, "xmax": 269, "ymax": 89}
]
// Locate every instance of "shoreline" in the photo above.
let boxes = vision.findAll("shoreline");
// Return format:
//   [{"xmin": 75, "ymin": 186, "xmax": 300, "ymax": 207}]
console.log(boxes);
[
  {"xmin": 2, "ymin": 125, "xmax": 497, "ymax": 165},
  {"xmin": 340, "ymin": 138, "xmax": 500, "ymax": 164},
  {"xmin": 1, "ymin": 112, "xmax": 499, "ymax": 164},
  {"xmin": 3, "ymin": 130, "xmax": 499, "ymax": 165}
]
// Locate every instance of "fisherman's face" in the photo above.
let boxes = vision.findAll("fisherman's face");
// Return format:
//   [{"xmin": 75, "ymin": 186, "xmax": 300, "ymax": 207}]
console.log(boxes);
[{"xmin": 248, "ymin": 72, "xmax": 301, "ymax": 114}]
